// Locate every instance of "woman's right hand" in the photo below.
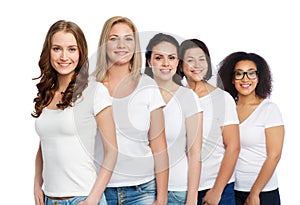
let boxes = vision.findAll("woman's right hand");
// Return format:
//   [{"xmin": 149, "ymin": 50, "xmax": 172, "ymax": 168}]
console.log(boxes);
[{"xmin": 34, "ymin": 185, "xmax": 44, "ymax": 205}]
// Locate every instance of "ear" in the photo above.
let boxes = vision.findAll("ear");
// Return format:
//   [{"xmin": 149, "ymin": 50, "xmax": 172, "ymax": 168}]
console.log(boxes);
[{"xmin": 147, "ymin": 59, "xmax": 152, "ymax": 67}]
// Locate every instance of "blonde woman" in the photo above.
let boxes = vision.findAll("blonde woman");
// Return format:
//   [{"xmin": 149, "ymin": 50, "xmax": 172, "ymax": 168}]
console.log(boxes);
[{"xmin": 93, "ymin": 16, "xmax": 169, "ymax": 205}]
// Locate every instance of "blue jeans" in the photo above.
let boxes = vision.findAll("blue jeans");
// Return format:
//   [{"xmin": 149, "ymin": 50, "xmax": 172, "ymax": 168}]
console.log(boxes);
[
  {"xmin": 198, "ymin": 182, "xmax": 236, "ymax": 205},
  {"xmin": 104, "ymin": 179, "xmax": 156, "ymax": 205},
  {"xmin": 45, "ymin": 195, "xmax": 107, "ymax": 205},
  {"xmin": 167, "ymin": 191, "xmax": 187, "ymax": 205}
]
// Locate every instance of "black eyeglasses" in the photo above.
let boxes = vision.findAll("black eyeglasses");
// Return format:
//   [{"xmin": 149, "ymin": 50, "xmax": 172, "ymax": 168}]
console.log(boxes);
[{"xmin": 233, "ymin": 70, "xmax": 258, "ymax": 80}]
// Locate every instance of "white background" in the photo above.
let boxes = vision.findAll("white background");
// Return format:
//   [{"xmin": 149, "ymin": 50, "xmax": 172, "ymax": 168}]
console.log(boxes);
[{"xmin": 0, "ymin": 0, "xmax": 298, "ymax": 204}]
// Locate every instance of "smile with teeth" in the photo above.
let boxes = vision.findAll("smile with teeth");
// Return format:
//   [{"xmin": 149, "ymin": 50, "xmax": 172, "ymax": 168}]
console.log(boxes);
[
  {"xmin": 59, "ymin": 63, "xmax": 71, "ymax": 68},
  {"xmin": 191, "ymin": 69, "xmax": 203, "ymax": 74},
  {"xmin": 240, "ymin": 83, "xmax": 251, "ymax": 88},
  {"xmin": 160, "ymin": 69, "xmax": 172, "ymax": 74}
]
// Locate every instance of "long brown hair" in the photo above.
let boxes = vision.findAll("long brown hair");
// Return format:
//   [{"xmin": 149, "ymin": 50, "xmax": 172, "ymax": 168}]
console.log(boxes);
[{"xmin": 32, "ymin": 20, "xmax": 89, "ymax": 118}]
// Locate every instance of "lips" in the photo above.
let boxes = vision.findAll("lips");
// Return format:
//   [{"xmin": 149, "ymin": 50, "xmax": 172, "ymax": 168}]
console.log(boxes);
[
  {"xmin": 240, "ymin": 83, "xmax": 251, "ymax": 88},
  {"xmin": 58, "ymin": 63, "xmax": 71, "ymax": 68},
  {"xmin": 160, "ymin": 69, "xmax": 172, "ymax": 74},
  {"xmin": 191, "ymin": 69, "xmax": 203, "ymax": 74},
  {"xmin": 114, "ymin": 51, "xmax": 128, "ymax": 56}
]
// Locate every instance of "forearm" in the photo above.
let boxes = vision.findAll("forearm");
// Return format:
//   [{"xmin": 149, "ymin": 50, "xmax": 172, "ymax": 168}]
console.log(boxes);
[
  {"xmin": 186, "ymin": 155, "xmax": 201, "ymax": 204},
  {"xmin": 250, "ymin": 156, "xmax": 281, "ymax": 195},
  {"xmin": 85, "ymin": 167, "xmax": 113, "ymax": 204},
  {"xmin": 155, "ymin": 166, "xmax": 169, "ymax": 204},
  {"xmin": 250, "ymin": 125, "xmax": 284, "ymax": 196},
  {"xmin": 212, "ymin": 148, "xmax": 239, "ymax": 194},
  {"xmin": 34, "ymin": 144, "xmax": 43, "ymax": 187},
  {"xmin": 86, "ymin": 147, "xmax": 117, "ymax": 204}
]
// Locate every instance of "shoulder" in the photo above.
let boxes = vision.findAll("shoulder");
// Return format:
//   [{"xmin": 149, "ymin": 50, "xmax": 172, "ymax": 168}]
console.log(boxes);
[
  {"xmin": 213, "ymin": 88, "xmax": 236, "ymax": 107},
  {"xmin": 140, "ymin": 74, "xmax": 157, "ymax": 85},
  {"xmin": 87, "ymin": 77, "xmax": 108, "ymax": 90},
  {"xmin": 261, "ymin": 99, "xmax": 282, "ymax": 112},
  {"xmin": 178, "ymin": 86, "xmax": 198, "ymax": 99}
]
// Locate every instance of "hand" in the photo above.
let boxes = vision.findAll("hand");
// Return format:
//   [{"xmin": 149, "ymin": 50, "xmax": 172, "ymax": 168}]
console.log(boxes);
[
  {"xmin": 201, "ymin": 189, "xmax": 221, "ymax": 205},
  {"xmin": 152, "ymin": 199, "xmax": 167, "ymax": 205},
  {"xmin": 77, "ymin": 200, "xmax": 96, "ymax": 205},
  {"xmin": 34, "ymin": 186, "xmax": 44, "ymax": 205},
  {"xmin": 244, "ymin": 193, "xmax": 260, "ymax": 205}
]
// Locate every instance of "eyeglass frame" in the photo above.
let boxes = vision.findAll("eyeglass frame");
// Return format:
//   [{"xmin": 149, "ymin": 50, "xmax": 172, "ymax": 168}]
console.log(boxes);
[{"xmin": 233, "ymin": 70, "xmax": 259, "ymax": 80}]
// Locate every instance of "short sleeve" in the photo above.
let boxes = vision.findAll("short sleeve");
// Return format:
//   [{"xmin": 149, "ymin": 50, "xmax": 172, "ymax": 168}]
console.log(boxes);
[
  {"xmin": 183, "ymin": 88, "xmax": 203, "ymax": 118},
  {"xmin": 265, "ymin": 102, "xmax": 284, "ymax": 128},
  {"xmin": 144, "ymin": 75, "xmax": 165, "ymax": 112},
  {"xmin": 93, "ymin": 82, "xmax": 112, "ymax": 115},
  {"xmin": 222, "ymin": 91, "xmax": 239, "ymax": 126}
]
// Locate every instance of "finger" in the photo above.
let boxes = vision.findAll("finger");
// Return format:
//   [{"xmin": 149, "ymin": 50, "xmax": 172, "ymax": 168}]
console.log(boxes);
[{"xmin": 39, "ymin": 195, "xmax": 45, "ymax": 205}]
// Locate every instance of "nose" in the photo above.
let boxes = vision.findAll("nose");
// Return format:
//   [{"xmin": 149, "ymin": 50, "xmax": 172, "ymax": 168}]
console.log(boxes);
[
  {"xmin": 162, "ymin": 57, "xmax": 169, "ymax": 66},
  {"xmin": 60, "ymin": 50, "xmax": 68, "ymax": 60},
  {"xmin": 117, "ymin": 38, "xmax": 125, "ymax": 48},
  {"xmin": 194, "ymin": 60, "xmax": 202, "ymax": 68}
]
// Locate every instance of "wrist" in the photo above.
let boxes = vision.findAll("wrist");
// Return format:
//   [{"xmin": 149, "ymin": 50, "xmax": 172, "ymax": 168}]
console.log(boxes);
[{"xmin": 155, "ymin": 196, "xmax": 168, "ymax": 205}]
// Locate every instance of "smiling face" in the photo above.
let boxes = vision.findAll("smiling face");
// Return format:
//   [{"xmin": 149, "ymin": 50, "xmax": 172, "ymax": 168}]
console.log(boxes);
[
  {"xmin": 233, "ymin": 60, "xmax": 259, "ymax": 97},
  {"xmin": 148, "ymin": 41, "xmax": 179, "ymax": 82},
  {"xmin": 50, "ymin": 31, "xmax": 79, "ymax": 79},
  {"xmin": 182, "ymin": 47, "xmax": 208, "ymax": 82},
  {"xmin": 106, "ymin": 23, "xmax": 135, "ymax": 66}
]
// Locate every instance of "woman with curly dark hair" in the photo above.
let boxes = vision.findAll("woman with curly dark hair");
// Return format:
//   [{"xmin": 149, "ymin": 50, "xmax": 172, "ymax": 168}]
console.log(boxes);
[
  {"xmin": 218, "ymin": 51, "xmax": 285, "ymax": 205},
  {"xmin": 32, "ymin": 20, "xmax": 117, "ymax": 205}
]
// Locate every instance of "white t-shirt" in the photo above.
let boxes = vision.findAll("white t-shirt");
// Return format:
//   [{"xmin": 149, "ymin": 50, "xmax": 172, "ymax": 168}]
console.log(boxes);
[
  {"xmin": 35, "ymin": 81, "xmax": 111, "ymax": 197},
  {"xmin": 234, "ymin": 99, "xmax": 284, "ymax": 192},
  {"xmin": 164, "ymin": 86, "xmax": 203, "ymax": 191},
  {"xmin": 106, "ymin": 74, "xmax": 166, "ymax": 187},
  {"xmin": 198, "ymin": 88, "xmax": 239, "ymax": 190}
]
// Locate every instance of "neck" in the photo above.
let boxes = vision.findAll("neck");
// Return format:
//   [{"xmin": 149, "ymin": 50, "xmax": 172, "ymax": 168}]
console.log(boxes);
[
  {"xmin": 237, "ymin": 93, "xmax": 263, "ymax": 105},
  {"xmin": 188, "ymin": 80, "xmax": 207, "ymax": 93},
  {"xmin": 107, "ymin": 63, "xmax": 131, "ymax": 82},
  {"xmin": 57, "ymin": 74, "xmax": 73, "ymax": 92},
  {"xmin": 155, "ymin": 78, "xmax": 178, "ymax": 92}
]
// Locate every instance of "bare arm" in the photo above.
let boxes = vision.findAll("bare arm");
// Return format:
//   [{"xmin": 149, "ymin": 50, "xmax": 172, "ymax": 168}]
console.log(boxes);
[
  {"xmin": 203, "ymin": 124, "xmax": 240, "ymax": 205},
  {"xmin": 149, "ymin": 107, "xmax": 169, "ymax": 205},
  {"xmin": 34, "ymin": 143, "xmax": 44, "ymax": 205},
  {"xmin": 83, "ymin": 106, "xmax": 118, "ymax": 205},
  {"xmin": 245, "ymin": 125, "xmax": 284, "ymax": 205},
  {"xmin": 185, "ymin": 112, "xmax": 203, "ymax": 205}
]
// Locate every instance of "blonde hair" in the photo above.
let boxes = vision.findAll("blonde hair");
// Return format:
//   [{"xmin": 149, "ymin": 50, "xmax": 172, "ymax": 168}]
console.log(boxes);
[{"xmin": 94, "ymin": 16, "xmax": 142, "ymax": 82}]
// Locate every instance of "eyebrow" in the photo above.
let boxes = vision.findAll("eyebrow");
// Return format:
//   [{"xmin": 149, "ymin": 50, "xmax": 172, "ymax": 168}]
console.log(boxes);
[
  {"xmin": 185, "ymin": 55, "xmax": 205, "ymax": 58},
  {"xmin": 153, "ymin": 52, "xmax": 177, "ymax": 55},
  {"xmin": 109, "ymin": 34, "xmax": 134, "ymax": 37},
  {"xmin": 234, "ymin": 68, "xmax": 257, "ymax": 71},
  {"xmin": 51, "ymin": 44, "xmax": 78, "ymax": 47}
]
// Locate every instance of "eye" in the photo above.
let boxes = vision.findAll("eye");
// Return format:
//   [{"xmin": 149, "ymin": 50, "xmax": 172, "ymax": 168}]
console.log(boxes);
[
  {"xmin": 154, "ymin": 56, "xmax": 162, "ymax": 60},
  {"xmin": 169, "ymin": 56, "xmax": 177, "ymax": 60},
  {"xmin": 109, "ymin": 37, "xmax": 118, "ymax": 41},
  {"xmin": 235, "ymin": 71, "xmax": 243, "ymax": 76},
  {"xmin": 69, "ymin": 47, "xmax": 77, "ymax": 52},
  {"xmin": 186, "ymin": 58, "xmax": 194, "ymax": 63},
  {"xmin": 125, "ymin": 37, "xmax": 134, "ymax": 41},
  {"xmin": 248, "ymin": 70, "xmax": 256, "ymax": 75},
  {"xmin": 52, "ymin": 47, "xmax": 61, "ymax": 52}
]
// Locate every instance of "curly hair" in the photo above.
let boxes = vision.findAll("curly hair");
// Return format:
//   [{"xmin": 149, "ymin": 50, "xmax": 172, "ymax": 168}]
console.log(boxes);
[
  {"xmin": 32, "ymin": 20, "xmax": 89, "ymax": 118},
  {"xmin": 217, "ymin": 51, "xmax": 272, "ymax": 100}
]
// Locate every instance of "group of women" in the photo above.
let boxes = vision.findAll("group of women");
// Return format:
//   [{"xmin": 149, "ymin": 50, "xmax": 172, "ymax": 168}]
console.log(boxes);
[{"xmin": 32, "ymin": 16, "xmax": 284, "ymax": 205}]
